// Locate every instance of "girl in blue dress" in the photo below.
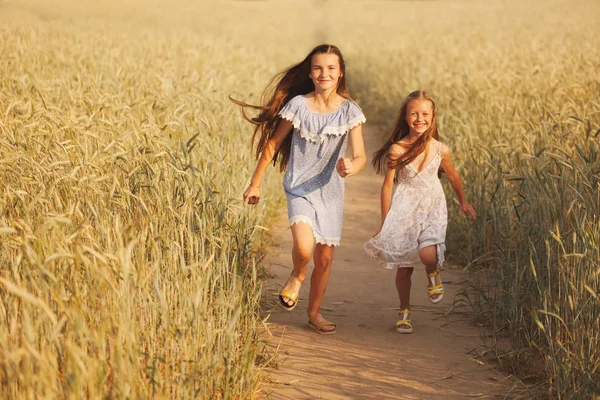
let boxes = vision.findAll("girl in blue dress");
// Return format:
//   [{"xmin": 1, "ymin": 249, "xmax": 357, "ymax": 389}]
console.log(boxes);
[{"xmin": 232, "ymin": 44, "xmax": 366, "ymax": 334}]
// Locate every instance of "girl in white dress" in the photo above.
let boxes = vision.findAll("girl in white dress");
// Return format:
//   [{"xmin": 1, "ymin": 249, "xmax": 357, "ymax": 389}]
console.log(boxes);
[{"xmin": 364, "ymin": 90, "xmax": 476, "ymax": 333}]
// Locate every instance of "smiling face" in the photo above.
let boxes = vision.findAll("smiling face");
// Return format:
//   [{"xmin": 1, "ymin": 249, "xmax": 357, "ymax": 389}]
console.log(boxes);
[
  {"xmin": 405, "ymin": 99, "xmax": 434, "ymax": 136},
  {"xmin": 308, "ymin": 53, "xmax": 343, "ymax": 92}
]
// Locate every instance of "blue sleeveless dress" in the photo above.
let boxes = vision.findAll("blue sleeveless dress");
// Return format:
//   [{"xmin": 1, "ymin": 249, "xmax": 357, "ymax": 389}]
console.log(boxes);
[{"xmin": 278, "ymin": 95, "xmax": 366, "ymax": 246}]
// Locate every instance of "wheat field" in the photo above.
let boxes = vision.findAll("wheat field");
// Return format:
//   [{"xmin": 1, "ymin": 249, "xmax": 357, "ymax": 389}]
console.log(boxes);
[{"xmin": 1, "ymin": 0, "xmax": 599, "ymax": 398}]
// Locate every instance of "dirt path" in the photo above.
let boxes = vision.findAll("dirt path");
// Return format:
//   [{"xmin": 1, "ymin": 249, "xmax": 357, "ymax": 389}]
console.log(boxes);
[{"xmin": 259, "ymin": 126, "xmax": 516, "ymax": 399}]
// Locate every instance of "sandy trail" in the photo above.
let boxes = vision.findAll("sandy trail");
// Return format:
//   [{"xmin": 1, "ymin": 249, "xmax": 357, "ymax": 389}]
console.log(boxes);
[{"xmin": 259, "ymin": 126, "xmax": 515, "ymax": 399}]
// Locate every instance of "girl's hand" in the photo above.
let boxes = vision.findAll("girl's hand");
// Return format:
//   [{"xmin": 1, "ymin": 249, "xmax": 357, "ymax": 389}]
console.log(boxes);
[
  {"xmin": 243, "ymin": 185, "xmax": 260, "ymax": 205},
  {"xmin": 460, "ymin": 201, "xmax": 477, "ymax": 221},
  {"xmin": 372, "ymin": 226, "xmax": 382, "ymax": 238},
  {"xmin": 336, "ymin": 157, "xmax": 353, "ymax": 177}
]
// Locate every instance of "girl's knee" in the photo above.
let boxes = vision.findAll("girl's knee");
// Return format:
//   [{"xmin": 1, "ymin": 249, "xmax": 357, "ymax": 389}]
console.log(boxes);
[
  {"xmin": 293, "ymin": 245, "xmax": 312, "ymax": 264},
  {"xmin": 313, "ymin": 246, "xmax": 334, "ymax": 269},
  {"xmin": 419, "ymin": 246, "xmax": 437, "ymax": 267},
  {"xmin": 396, "ymin": 268, "xmax": 413, "ymax": 280},
  {"xmin": 314, "ymin": 253, "xmax": 333, "ymax": 269}
]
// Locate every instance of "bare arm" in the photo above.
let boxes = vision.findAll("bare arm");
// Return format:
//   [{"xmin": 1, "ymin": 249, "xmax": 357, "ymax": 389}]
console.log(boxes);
[
  {"xmin": 380, "ymin": 143, "xmax": 401, "ymax": 224},
  {"xmin": 439, "ymin": 143, "xmax": 477, "ymax": 220},
  {"xmin": 380, "ymin": 165, "xmax": 396, "ymax": 224},
  {"xmin": 336, "ymin": 124, "xmax": 366, "ymax": 178},
  {"xmin": 243, "ymin": 119, "xmax": 293, "ymax": 204}
]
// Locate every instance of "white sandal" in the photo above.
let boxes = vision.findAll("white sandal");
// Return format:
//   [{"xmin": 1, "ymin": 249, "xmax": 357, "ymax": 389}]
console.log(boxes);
[
  {"xmin": 427, "ymin": 270, "xmax": 444, "ymax": 304},
  {"xmin": 396, "ymin": 309, "xmax": 413, "ymax": 334}
]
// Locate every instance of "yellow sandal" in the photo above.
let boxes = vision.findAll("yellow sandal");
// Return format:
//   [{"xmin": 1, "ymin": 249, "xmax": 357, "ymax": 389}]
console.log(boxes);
[
  {"xmin": 426, "ymin": 270, "xmax": 444, "ymax": 304},
  {"xmin": 278, "ymin": 274, "xmax": 303, "ymax": 311},
  {"xmin": 396, "ymin": 309, "xmax": 413, "ymax": 334}
]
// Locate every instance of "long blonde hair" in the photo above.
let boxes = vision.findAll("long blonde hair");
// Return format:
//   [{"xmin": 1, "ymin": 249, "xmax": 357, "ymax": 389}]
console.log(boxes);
[
  {"xmin": 231, "ymin": 44, "xmax": 351, "ymax": 172},
  {"xmin": 372, "ymin": 90, "xmax": 439, "ymax": 174}
]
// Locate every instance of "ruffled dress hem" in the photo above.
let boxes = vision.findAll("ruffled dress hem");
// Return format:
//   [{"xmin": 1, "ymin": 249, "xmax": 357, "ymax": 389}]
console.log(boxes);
[
  {"xmin": 289, "ymin": 215, "xmax": 340, "ymax": 247},
  {"xmin": 363, "ymin": 241, "xmax": 446, "ymax": 269}
]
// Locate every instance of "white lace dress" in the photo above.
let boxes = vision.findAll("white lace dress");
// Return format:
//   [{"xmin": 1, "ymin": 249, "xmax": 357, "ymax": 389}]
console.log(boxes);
[{"xmin": 364, "ymin": 142, "xmax": 447, "ymax": 269}]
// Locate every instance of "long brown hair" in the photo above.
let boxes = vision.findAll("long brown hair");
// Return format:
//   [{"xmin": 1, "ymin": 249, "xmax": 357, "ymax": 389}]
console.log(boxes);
[
  {"xmin": 231, "ymin": 44, "xmax": 351, "ymax": 172},
  {"xmin": 372, "ymin": 90, "xmax": 439, "ymax": 174}
]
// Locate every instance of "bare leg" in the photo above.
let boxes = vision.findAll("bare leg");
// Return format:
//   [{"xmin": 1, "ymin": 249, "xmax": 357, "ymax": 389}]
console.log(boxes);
[
  {"xmin": 395, "ymin": 268, "xmax": 414, "ymax": 310},
  {"xmin": 420, "ymin": 245, "xmax": 442, "ymax": 301},
  {"xmin": 280, "ymin": 222, "xmax": 314, "ymax": 307},
  {"xmin": 307, "ymin": 243, "xmax": 335, "ymax": 332}
]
